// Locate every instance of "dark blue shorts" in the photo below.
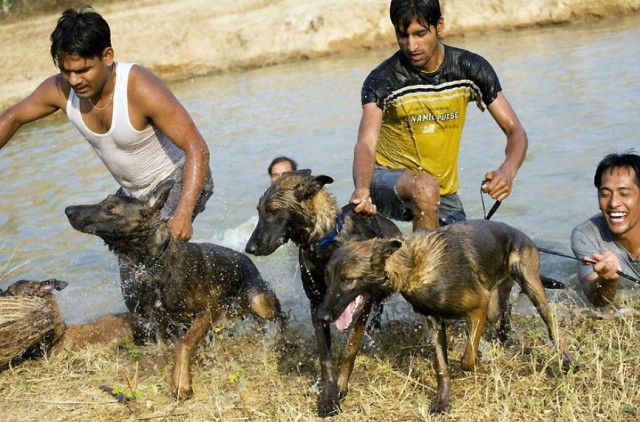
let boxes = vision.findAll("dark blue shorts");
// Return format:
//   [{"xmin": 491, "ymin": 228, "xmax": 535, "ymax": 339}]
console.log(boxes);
[{"xmin": 370, "ymin": 164, "xmax": 466, "ymax": 226}]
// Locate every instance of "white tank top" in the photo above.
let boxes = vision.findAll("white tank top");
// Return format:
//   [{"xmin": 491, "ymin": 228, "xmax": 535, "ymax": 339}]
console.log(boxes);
[{"xmin": 66, "ymin": 62, "xmax": 184, "ymax": 198}]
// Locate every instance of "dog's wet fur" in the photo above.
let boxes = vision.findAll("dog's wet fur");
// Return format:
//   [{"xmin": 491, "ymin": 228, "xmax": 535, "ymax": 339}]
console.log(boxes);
[
  {"xmin": 245, "ymin": 170, "xmax": 401, "ymax": 417},
  {"xmin": 65, "ymin": 181, "xmax": 285, "ymax": 399},
  {"xmin": 318, "ymin": 219, "xmax": 578, "ymax": 413}
]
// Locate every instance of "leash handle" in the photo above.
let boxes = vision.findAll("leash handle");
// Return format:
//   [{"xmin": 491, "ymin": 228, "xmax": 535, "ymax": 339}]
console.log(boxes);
[{"xmin": 480, "ymin": 178, "xmax": 502, "ymax": 220}]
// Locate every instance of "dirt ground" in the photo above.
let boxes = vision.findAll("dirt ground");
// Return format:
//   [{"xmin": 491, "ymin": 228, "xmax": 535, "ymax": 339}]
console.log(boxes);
[{"xmin": 1, "ymin": 0, "xmax": 639, "ymax": 109}]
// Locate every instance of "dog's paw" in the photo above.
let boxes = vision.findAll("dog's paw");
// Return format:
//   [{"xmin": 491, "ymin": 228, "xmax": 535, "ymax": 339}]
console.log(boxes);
[
  {"xmin": 318, "ymin": 389, "xmax": 341, "ymax": 418},
  {"xmin": 317, "ymin": 383, "xmax": 342, "ymax": 417},
  {"xmin": 172, "ymin": 381, "xmax": 194, "ymax": 400},
  {"xmin": 317, "ymin": 399, "xmax": 341, "ymax": 418},
  {"xmin": 429, "ymin": 399, "xmax": 451, "ymax": 414}
]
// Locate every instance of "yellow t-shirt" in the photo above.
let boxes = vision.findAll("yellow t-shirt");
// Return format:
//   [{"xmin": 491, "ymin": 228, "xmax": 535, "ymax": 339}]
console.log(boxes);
[{"xmin": 362, "ymin": 46, "xmax": 501, "ymax": 195}]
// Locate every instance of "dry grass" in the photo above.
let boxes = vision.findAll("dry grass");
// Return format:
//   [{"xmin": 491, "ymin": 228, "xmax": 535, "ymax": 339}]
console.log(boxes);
[
  {"xmin": 0, "ymin": 296, "xmax": 54, "ymax": 367},
  {"xmin": 0, "ymin": 297, "xmax": 638, "ymax": 422}
]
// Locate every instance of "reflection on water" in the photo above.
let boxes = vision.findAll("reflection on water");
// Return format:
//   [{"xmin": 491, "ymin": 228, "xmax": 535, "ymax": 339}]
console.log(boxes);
[{"xmin": 1, "ymin": 15, "xmax": 639, "ymax": 323}]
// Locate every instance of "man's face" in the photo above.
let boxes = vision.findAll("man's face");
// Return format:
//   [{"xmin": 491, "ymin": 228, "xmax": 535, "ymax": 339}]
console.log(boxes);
[
  {"xmin": 59, "ymin": 48, "xmax": 113, "ymax": 99},
  {"xmin": 270, "ymin": 162, "xmax": 293, "ymax": 184},
  {"xmin": 598, "ymin": 167, "xmax": 640, "ymax": 238},
  {"xmin": 395, "ymin": 18, "xmax": 443, "ymax": 72}
]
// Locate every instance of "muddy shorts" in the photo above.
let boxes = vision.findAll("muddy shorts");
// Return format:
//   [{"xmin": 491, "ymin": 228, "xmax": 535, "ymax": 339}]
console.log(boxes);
[
  {"xmin": 370, "ymin": 164, "xmax": 466, "ymax": 226},
  {"xmin": 117, "ymin": 166, "xmax": 214, "ymax": 222}
]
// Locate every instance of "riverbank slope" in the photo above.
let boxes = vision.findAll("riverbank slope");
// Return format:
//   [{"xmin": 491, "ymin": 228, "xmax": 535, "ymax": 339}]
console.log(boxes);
[{"xmin": 1, "ymin": 0, "xmax": 639, "ymax": 108}]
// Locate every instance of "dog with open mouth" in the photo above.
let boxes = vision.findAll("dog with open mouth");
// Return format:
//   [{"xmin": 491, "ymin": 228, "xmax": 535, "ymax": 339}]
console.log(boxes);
[{"xmin": 319, "ymin": 219, "xmax": 578, "ymax": 413}]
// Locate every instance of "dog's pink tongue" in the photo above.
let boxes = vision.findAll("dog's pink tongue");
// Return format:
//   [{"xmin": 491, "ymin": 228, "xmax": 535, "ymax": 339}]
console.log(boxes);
[{"xmin": 335, "ymin": 296, "xmax": 361, "ymax": 331}]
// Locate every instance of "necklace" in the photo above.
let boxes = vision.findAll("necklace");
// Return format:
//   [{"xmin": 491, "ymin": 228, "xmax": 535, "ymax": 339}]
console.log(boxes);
[{"xmin": 88, "ymin": 92, "xmax": 114, "ymax": 111}]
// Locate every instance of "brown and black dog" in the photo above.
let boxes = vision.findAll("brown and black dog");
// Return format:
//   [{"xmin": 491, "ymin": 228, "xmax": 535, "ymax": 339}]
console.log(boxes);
[
  {"xmin": 65, "ymin": 181, "xmax": 285, "ymax": 400},
  {"xmin": 318, "ymin": 219, "xmax": 578, "ymax": 413},
  {"xmin": 245, "ymin": 171, "xmax": 401, "ymax": 417}
]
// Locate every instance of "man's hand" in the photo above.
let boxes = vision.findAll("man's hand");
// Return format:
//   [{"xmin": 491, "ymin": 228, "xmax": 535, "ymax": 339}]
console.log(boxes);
[
  {"xmin": 167, "ymin": 213, "xmax": 193, "ymax": 241},
  {"xmin": 579, "ymin": 250, "xmax": 621, "ymax": 306},
  {"xmin": 350, "ymin": 189, "xmax": 377, "ymax": 216},
  {"xmin": 586, "ymin": 251, "xmax": 621, "ymax": 282},
  {"xmin": 482, "ymin": 169, "xmax": 513, "ymax": 202}
]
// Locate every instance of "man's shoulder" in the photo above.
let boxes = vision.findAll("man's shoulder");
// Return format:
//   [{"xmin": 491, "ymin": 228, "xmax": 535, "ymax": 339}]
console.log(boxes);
[
  {"xmin": 443, "ymin": 44, "xmax": 493, "ymax": 71},
  {"xmin": 30, "ymin": 74, "xmax": 71, "ymax": 110},
  {"xmin": 572, "ymin": 213, "xmax": 612, "ymax": 243},
  {"xmin": 367, "ymin": 51, "xmax": 406, "ymax": 78},
  {"xmin": 361, "ymin": 51, "xmax": 410, "ymax": 104},
  {"xmin": 124, "ymin": 63, "xmax": 166, "ymax": 97},
  {"xmin": 120, "ymin": 62, "xmax": 142, "ymax": 79},
  {"xmin": 574, "ymin": 213, "xmax": 606, "ymax": 231}
]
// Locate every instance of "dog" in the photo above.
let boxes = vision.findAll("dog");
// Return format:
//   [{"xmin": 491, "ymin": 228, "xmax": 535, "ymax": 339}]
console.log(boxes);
[
  {"xmin": 318, "ymin": 219, "xmax": 578, "ymax": 413},
  {"xmin": 245, "ymin": 170, "xmax": 402, "ymax": 417},
  {"xmin": 65, "ymin": 181, "xmax": 285, "ymax": 399}
]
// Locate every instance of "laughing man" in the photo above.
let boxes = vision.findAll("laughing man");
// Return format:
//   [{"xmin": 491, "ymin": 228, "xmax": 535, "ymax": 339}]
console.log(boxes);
[{"xmin": 571, "ymin": 152, "xmax": 640, "ymax": 305}]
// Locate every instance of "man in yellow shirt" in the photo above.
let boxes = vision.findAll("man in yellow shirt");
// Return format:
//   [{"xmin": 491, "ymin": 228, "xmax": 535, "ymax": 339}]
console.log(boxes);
[{"xmin": 350, "ymin": 0, "xmax": 528, "ymax": 229}]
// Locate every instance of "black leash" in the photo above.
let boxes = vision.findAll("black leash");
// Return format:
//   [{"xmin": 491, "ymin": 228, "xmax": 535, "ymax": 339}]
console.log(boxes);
[
  {"xmin": 537, "ymin": 247, "xmax": 640, "ymax": 285},
  {"xmin": 480, "ymin": 178, "xmax": 501, "ymax": 220}
]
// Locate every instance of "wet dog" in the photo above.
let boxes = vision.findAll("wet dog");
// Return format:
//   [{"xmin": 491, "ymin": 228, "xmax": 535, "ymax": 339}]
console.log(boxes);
[
  {"xmin": 245, "ymin": 171, "xmax": 401, "ymax": 417},
  {"xmin": 318, "ymin": 219, "xmax": 578, "ymax": 413},
  {"xmin": 65, "ymin": 181, "xmax": 285, "ymax": 399}
]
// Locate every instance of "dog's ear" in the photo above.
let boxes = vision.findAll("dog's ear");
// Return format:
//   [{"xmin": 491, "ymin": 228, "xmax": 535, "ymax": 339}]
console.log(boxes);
[
  {"xmin": 315, "ymin": 175, "xmax": 333, "ymax": 186},
  {"xmin": 148, "ymin": 179, "xmax": 175, "ymax": 211},
  {"xmin": 295, "ymin": 169, "xmax": 312, "ymax": 176},
  {"xmin": 293, "ymin": 174, "xmax": 334, "ymax": 201},
  {"xmin": 381, "ymin": 239, "xmax": 402, "ymax": 258}
]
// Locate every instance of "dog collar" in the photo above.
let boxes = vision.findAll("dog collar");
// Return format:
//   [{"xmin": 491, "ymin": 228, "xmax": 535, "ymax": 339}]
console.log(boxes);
[{"xmin": 314, "ymin": 214, "xmax": 344, "ymax": 250}]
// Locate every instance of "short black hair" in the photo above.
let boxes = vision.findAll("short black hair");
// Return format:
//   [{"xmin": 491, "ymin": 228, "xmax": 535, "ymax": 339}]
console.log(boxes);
[
  {"xmin": 268, "ymin": 156, "xmax": 298, "ymax": 176},
  {"xmin": 594, "ymin": 150, "xmax": 640, "ymax": 189},
  {"xmin": 390, "ymin": 0, "xmax": 442, "ymax": 34},
  {"xmin": 50, "ymin": 7, "xmax": 111, "ymax": 69}
]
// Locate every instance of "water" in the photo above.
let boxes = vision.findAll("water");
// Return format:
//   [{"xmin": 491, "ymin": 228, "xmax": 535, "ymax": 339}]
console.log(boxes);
[{"xmin": 1, "ymin": 16, "xmax": 639, "ymax": 323}]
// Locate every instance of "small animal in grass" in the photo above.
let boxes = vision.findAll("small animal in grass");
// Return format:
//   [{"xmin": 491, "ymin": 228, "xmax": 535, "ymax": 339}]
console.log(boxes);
[
  {"xmin": 1, "ymin": 279, "xmax": 147, "ymax": 359},
  {"xmin": 245, "ymin": 170, "xmax": 402, "ymax": 417},
  {"xmin": 1, "ymin": 278, "xmax": 68, "ymax": 298},
  {"xmin": 0, "ymin": 279, "xmax": 68, "ymax": 359},
  {"xmin": 65, "ymin": 180, "xmax": 286, "ymax": 400},
  {"xmin": 318, "ymin": 219, "xmax": 579, "ymax": 414}
]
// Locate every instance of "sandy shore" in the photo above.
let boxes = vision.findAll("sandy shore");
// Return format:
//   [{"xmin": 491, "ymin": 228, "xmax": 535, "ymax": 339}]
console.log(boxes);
[{"xmin": 1, "ymin": 0, "xmax": 639, "ymax": 108}]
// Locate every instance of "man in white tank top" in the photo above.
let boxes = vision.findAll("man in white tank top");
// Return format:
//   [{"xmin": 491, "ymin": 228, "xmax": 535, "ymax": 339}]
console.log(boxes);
[{"xmin": 0, "ymin": 7, "xmax": 212, "ymax": 241}]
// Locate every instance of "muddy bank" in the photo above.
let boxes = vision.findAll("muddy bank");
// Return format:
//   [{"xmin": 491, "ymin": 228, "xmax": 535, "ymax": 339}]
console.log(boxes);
[{"xmin": 1, "ymin": 0, "xmax": 639, "ymax": 108}]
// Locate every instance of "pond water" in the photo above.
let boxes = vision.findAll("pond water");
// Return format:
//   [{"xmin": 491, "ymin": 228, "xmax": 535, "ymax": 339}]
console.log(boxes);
[{"xmin": 1, "ymin": 15, "xmax": 638, "ymax": 323}]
